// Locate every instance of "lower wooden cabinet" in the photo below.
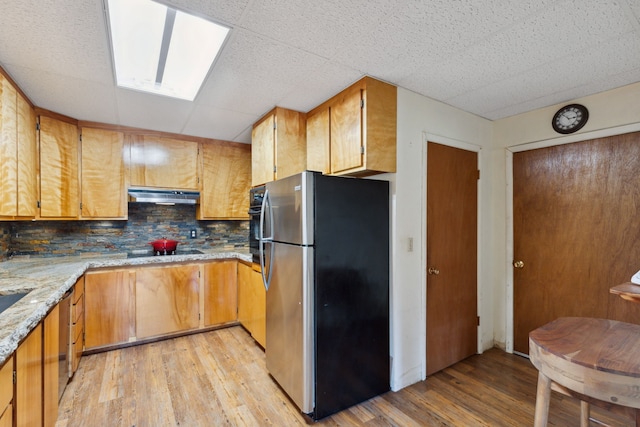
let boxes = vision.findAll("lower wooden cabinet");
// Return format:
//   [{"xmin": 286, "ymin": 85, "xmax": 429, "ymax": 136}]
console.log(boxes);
[
  {"xmin": 0, "ymin": 356, "xmax": 13, "ymax": 427},
  {"xmin": 70, "ymin": 276, "xmax": 84, "ymax": 374},
  {"xmin": 44, "ymin": 304, "xmax": 60, "ymax": 427},
  {"xmin": 237, "ymin": 262, "xmax": 266, "ymax": 348},
  {"xmin": 136, "ymin": 264, "xmax": 200, "ymax": 339},
  {"xmin": 203, "ymin": 260, "xmax": 238, "ymax": 326},
  {"xmin": 85, "ymin": 269, "xmax": 134, "ymax": 350},
  {"xmin": 16, "ymin": 323, "xmax": 43, "ymax": 427}
]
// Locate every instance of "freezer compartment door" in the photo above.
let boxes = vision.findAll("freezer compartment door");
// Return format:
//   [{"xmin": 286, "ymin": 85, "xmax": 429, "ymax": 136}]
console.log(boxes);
[
  {"xmin": 265, "ymin": 172, "xmax": 314, "ymax": 245},
  {"xmin": 265, "ymin": 242, "xmax": 314, "ymax": 414}
]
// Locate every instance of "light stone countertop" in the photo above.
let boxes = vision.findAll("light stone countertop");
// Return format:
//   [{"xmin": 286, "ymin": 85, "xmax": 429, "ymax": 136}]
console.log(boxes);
[{"xmin": 0, "ymin": 249, "xmax": 252, "ymax": 366}]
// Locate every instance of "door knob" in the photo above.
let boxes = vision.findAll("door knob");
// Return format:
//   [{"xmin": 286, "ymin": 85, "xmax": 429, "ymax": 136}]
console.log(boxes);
[
  {"xmin": 428, "ymin": 267, "xmax": 440, "ymax": 275},
  {"xmin": 513, "ymin": 260, "xmax": 524, "ymax": 269}
]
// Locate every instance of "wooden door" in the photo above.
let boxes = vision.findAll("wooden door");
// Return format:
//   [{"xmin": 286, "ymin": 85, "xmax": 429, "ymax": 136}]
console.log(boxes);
[
  {"xmin": 198, "ymin": 141, "xmax": 250, "ymax": 219},
  {"xmin": 203, "ymin": 261, "xmax": 238, "ymax": 326},
  {"xmin": 135, "ymin": 264, "xmax": 200, "ymax": 339},
  {"xmin": 80, "ymin": 127, "xmax": 126, "ymax": 218},
  {"xmin": 129, "ymin": 135, "xmax": 199, "ymax": 190},
  {"xmin": 330, "ymin": 85, "xmax": 362, "ymax": 173},
  {"xmin": 251, "ymin": 114, "xmax": 275, "ymax": 186},
  {"xmin": 426, "ymin": 142, "xmax": 478, "ymax": 375},
  {"xmin": 16, "ymin": 324, "xmax": 42, "ymax": 427},
  {"xmin": 513, "ymin": 133, "xmax": 640, "ymax": 354},
  {"xmin": 237, "ymin": 262, "xmax": 266, "ymax": 347},
  {"xmin": 85, "ymin": 270, "xmax": 134, "ymax": 349},
  {"xmin": 0, "ymin": 356, "xmax": 13, "ymax": 427},
  {"xmin": 39, "ymin": 115, "xmax": 79, "ymax": 218}
]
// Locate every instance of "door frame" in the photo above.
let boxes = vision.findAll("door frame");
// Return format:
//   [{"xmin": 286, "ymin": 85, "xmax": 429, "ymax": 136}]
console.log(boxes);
[
  {"xmin": 422, "ymin": 132, "xmax": 482, "ymax": 375},
  {"xmin": 505, "ymin": 122, "xmax": 640, "ymax": 354}
]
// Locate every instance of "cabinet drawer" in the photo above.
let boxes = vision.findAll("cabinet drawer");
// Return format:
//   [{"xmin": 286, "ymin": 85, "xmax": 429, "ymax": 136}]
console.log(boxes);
[
  {"xmin": 71, "ymin": 336, "xmax": 82, "ymax": 373},
  {"xmin": 72, "ymin": 279, "xmax": 84, "ymax": 305},
  {"xmin": 72, "ymin": 312, "xmax": 83, "ymax": 345},
  {"xmin": 72, "ymin": 293, "xmax": 84, "ymax": 325},
  {"xmin": 0, "ymin": 357, "xmax": 12, "ymax": 421}
]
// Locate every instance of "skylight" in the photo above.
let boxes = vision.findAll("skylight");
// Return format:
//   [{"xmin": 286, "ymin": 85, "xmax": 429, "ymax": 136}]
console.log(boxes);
[{"xmin": 106, "ymin": 0, "xmax": 229, "ymax": 101}]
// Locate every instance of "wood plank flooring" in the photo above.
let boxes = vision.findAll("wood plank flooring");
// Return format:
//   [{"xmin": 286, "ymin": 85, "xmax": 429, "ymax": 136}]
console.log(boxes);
[{"xmin": 56, "ymin": 326, "xmax": 632, "ymax": 426}]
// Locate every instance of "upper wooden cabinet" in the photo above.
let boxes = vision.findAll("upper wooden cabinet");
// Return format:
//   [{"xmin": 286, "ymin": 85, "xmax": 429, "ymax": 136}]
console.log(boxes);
[
  {"xmin": 129, "ymin": 135, "xmax": 199, "ymax": 190},
  {"xmin": 307, "ymin": 76, "xmax": 397, "ymax": 177},
  {"xmin": 251, "ymin": 107, "xmax": 306, "ymax": 186},
  {"xmin": 197, "ymin": 141, "xmax": 250, "ymax": 220},
  {"xmin": 80, "ymin": 127, "xmax": 127, "ymax": 219},
  {"xmin": 0, "ymin": 74, "xmax": 37, "ymax": 219},
  {"xmin": 39, "ymin": 115, "xmax": 79, "ymax": 219}
]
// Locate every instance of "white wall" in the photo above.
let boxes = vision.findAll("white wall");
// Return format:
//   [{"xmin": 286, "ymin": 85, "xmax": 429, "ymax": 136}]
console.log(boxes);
[
  {"xmin": 390, "ymin": 88, "xmax": 494, "ymax": 391},
  {"xmin": 390, "ymin": 81, "xmax": 640, "ymax": 391}
]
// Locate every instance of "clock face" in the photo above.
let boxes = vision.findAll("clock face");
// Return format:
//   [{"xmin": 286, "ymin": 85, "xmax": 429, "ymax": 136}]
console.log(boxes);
[{"xmin": 552, "ymin": 104, "xmax": 589, "ymax": 134}]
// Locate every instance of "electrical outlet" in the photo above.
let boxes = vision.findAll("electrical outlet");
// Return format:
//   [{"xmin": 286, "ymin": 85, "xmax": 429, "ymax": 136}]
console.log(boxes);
[{"xmin": 190, "ymin": 229, "xmax": 197, "ymax": 239}]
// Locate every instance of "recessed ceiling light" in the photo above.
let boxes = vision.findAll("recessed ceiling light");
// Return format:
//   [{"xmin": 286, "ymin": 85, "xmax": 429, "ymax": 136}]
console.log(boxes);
[{"xmin": 105, "ymin": 0, "xmax": 230, "ymax": 101}]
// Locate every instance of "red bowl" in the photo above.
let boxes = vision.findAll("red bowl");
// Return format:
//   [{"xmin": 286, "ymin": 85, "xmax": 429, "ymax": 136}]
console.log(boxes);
[{"xmin": 149, "ymin": 238, "xmax": 179, "ymax": 252}]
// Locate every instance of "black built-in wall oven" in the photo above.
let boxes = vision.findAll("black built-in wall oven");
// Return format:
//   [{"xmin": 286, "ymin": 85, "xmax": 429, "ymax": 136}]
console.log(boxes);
[{"xmin": 249, "ymin": 185, "xmax": 265, "ymax": 264}]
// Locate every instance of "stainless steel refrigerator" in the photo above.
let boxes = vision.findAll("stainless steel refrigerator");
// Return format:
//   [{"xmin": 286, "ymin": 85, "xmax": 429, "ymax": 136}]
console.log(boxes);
[{"xmin": 258, "ymin": 171, "xmax": 389, "ymax": 420}]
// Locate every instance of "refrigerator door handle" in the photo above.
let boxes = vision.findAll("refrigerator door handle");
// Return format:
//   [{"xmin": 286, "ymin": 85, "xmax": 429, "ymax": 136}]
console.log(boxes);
[{"xmin": 259, "ymin": 189, "xmax": 274, "ymax": 290}]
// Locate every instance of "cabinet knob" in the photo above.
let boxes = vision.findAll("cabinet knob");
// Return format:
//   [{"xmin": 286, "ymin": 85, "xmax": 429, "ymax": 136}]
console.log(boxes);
[
  {"xmin": 428, "ymin": 267, "xmax": 440, "ymax": 275},
  {"xmin": 513, "ymin": 260, "xmax": 525, "ymax": 269}
]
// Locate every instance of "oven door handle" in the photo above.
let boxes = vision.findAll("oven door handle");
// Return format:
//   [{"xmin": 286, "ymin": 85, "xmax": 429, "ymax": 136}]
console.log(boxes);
[{"xmin": 259, "ymin": 189, "xmax": 274, "ymax": 291}]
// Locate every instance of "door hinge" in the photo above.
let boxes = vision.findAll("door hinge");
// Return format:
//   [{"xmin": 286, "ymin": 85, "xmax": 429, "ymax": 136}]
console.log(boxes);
[
  {"xmin": 477, "ymin": 170, "xmax": 480, "ymax": 180},
  {"xmin": 36, "ymin": 122, "xmax": 40, "ymax": 131},
  {"xmin": 360, "ymin": 99, "xmax": 364, "ymax": 109},
  {"xmin": 477, "ymin": 316, "xmax": 480, "ymax": 326},
  {"xmin": 273, "ymin": 165, "xmax": 277, "ymax": 173},
  {"xmin": 79, "ymin": 202, "xmax": 83, "ymax": 211},
  {"xmin": 273, "ymin": 121, "xmax": 277, "ymax": 130},
  {"xmin": 360, "ymin": 146, "xmax": 365, "ymax": 155},
  {"xmin": 37, "ymin": 200, "xmax": 41, "ymax": 208},
  {"xmin": 13, "ymin": 371, "xmax": 16, "ymax": 384},
  {"xmin": 79, "ymin": 134, "xmax": 82, "ymax": 142}
]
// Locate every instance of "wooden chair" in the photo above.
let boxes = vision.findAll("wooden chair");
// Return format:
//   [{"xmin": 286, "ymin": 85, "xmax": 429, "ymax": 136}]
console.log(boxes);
[{"xmin": 529, "ymin": 317, "xmax": 640, "ymax": 427}]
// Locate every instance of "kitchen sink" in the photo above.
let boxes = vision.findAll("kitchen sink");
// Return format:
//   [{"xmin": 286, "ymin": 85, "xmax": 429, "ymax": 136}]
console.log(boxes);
[{"xmin": 0, "ymin": 292, "xmax": 30, "ymax": 315}]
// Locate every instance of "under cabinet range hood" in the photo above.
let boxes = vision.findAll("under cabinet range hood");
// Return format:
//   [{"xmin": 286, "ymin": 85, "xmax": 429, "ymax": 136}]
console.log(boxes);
[{"xmin": 128, "ymin": 188, "xmax": 200, "ymax": 205}]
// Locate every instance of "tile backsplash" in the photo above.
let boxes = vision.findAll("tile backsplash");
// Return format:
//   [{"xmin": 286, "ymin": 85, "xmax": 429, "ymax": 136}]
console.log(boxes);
[{"xmin": 3, "ymin": 203, "xmax": 248, "ymax": 258}]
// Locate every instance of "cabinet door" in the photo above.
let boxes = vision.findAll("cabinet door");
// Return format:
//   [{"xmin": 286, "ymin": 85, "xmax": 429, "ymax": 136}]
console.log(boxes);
[
  {"xmin": 0, "ymin": 75, "xmax": 17, "ymax": 217},
  {"xmin": 0, "ymin": 356, "xmax": 13, "ymax": 427},
  {"xmin": 330, "ymin": 86, "xmax": 363, "ymax": 173},
  {"xmin": 251, "ymin": 114, "xmax": 275, "ymax": 186},
  {"xmin": 16, "ymin": 93, "xmax": 37, "ymax": 217},
  {"xmin": 130, "ymin": 135, "xmax": 199, "ymax": 190},
  {"xmin": 306, "ymin": 107, "xmax": 330, "ymax": 174},
  {"xmin": 203, "ymin": 260, "xmax": 237, "ymax": 326},
  {"xmin": 136, "ymin": 264, "xmax": 200, "ymax": 339},
  {"xmin": 39, "ymin": 116, "xmax": 79, "ymax": 218},
  {"xmin": 16, "ymin": 323, "xmax": 43, "ymax": 427},
  {"xmin": 198, "ymin": 142, "xmax": 250, "ymax": 219},
  {"xmin": 70, "ymin": 276, "xmax": 84, "ymax": 374},
  {"xmin": 43, "ymin": 304, "xmax": 59, "ymax": 427},
  {"xmin": 237, "ymin": 262, "xmax": 266, "ymax": 348},
  {"xmin": 274, "ymin": 108, "xmax": 306, "ymax": 180},
  {"xmin": 80, "ymin": 128, "xmax": 127, "ymax": 219},
  {"xmin": 85, "ymin": 270, "xmax": 134, "ymax": 349}
]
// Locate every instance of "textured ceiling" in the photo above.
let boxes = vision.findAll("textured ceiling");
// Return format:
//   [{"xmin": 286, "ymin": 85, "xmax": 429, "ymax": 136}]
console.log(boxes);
[{"xmin": 0, "ymin": 0, "xmax": 639, "ymax": 143}]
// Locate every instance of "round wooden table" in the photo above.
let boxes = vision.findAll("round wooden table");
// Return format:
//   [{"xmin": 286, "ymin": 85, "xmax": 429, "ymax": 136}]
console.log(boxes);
[{"xmin": 529, "ymin": 317, "xmax": 640, "ymax": 427}]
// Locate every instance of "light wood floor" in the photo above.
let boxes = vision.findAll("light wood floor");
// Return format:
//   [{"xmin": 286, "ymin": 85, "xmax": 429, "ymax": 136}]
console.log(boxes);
[{"xmin": 57, "ymin": 326, "xmax": 632, "ymax": 426}]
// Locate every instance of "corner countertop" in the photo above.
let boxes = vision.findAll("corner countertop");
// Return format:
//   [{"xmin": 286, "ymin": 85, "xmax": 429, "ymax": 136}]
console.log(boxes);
[{"xmin": 0, "ymin": 249, "xmax": 252, "ymax": 366}]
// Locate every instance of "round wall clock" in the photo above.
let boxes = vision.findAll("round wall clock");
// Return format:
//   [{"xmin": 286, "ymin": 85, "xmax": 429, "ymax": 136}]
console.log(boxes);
[{"xmin": 552, "ymin": 104, "xmax": 589, "ymax": 134}]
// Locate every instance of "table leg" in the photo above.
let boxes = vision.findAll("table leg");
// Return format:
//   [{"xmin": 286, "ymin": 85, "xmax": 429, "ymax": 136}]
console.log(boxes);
[
  {"xmin": 580, "ymin": 400, "xmax": 590, "ymax": 427},
  {"xmin": 534, "ymin": 371, "xmax": 552, "ymax": 427}
]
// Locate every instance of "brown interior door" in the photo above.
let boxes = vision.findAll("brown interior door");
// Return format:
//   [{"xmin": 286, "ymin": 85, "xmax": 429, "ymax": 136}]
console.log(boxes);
[
  {"xmin": 513, "ymin": 132, "xmax": 640, "ymax": 355},
  {"xmin": 426, "ymin": 142, "xmax": 478, "ymax": 376}
]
